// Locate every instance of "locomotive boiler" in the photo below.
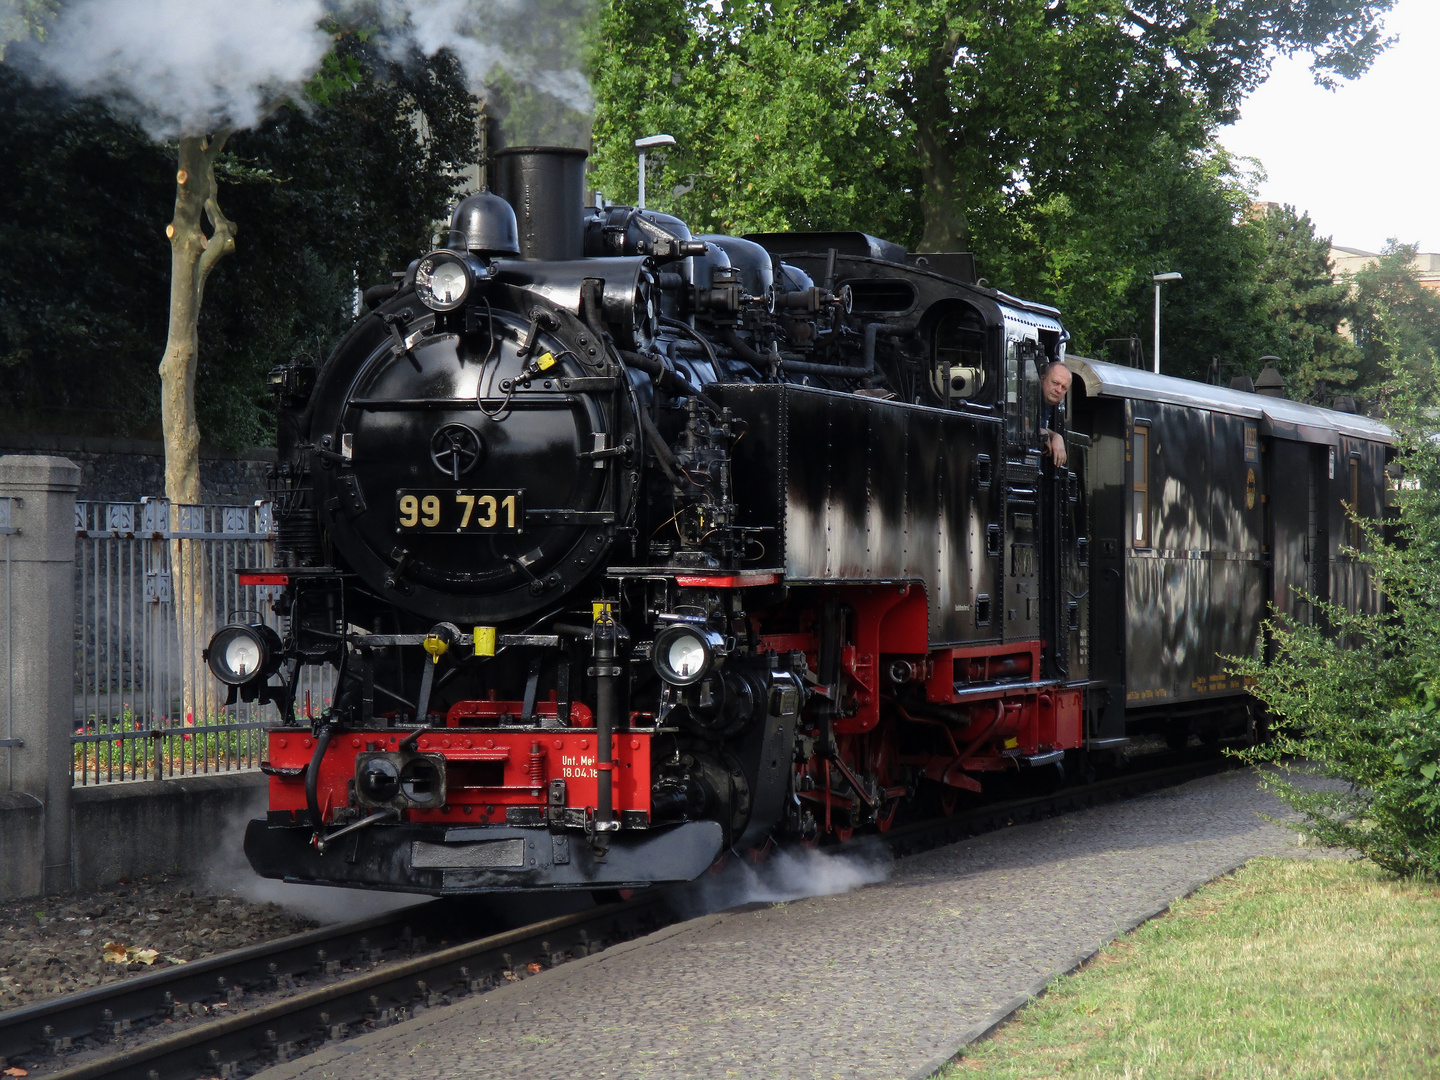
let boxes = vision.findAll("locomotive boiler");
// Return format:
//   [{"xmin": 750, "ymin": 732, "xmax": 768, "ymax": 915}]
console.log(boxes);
[{"xmin": 210, "ymin": 146, "xmax": 1390, "ymax": 895}]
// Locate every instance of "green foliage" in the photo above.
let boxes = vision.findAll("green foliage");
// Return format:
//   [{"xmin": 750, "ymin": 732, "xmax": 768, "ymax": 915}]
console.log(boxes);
[
  {"xmin": 1348, "ymin": 242, "xmax": 1440, "ymax": 411},
  {"xmin": 0, "ymin": 0, "xmax": 57, "ymax": 60},
  {"xmin": 1235, "ymin": 411, "xmax": 1440, "ymax": 879},
  {"xmin": 985, "ymin": 134, "xmax": 1275, "ymax": 380},
  {"xmin": 0, "ymin": 64, "xmax": 174, "ymax": 436},
  {"xmin": 591, "ymin": 0, "xmax": 1393, "ymax": 245},
  {"xmin": 1252, "ymin": 203, "xmax": 1358, "ymax": 400},
  {"xmin": 304, "ymin": 48, "xmax": 366, "ymax": 108},
  {"xmin": 0, "ymin": 34, "xmax": 478, "ymax": 448},
  {"xmin": 590, "ymin": 0, "xmax": 918, "ymax": 239}
]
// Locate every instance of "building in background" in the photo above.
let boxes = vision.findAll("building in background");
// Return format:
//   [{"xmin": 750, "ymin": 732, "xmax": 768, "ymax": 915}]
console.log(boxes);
[{"xmin": 1330, "ymin": 245, "xmax": 1440, "ymax": 291}]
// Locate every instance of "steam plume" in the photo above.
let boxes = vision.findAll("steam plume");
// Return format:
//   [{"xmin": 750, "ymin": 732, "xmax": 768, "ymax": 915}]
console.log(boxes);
[
  {"xmin": 21, "ymin": 0, "xmax": 331, "ymax": 138},
  {"xmin": 671, "ymin": 841, "xmax": 894, "ymax": 920},
  {"xmin": 14, "ymin": 0, "xmax": 594, "ymax": 145}
]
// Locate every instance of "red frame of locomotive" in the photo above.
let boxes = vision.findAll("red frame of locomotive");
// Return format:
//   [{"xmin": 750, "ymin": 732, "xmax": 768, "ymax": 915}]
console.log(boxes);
[{"xmin": 257, "ymin": 572, "xmax": 1081, "ymax": 832}]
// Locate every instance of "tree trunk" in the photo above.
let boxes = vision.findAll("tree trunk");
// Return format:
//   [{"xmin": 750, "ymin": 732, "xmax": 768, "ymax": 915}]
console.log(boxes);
[
  {"xmin": 915, "ymin": 122, "xmax": 969, "ymax": 253},
  {"xmin": 159, "ymin": 131, "xmax": 235, "ymax": 729},
  {"xmin": 907, "ymin": 20, "xmax": 970, "ymax": 254}
]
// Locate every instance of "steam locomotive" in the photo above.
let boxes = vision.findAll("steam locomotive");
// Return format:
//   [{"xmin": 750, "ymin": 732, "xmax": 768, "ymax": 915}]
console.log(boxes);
[{"xmin": 210, "ymin": 146, "xmax": 1392, "ymax": 895}]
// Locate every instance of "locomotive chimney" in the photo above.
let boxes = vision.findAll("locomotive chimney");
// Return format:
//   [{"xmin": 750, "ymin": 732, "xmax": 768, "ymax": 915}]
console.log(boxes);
[
  {"xmin": 1254, "ymin": 361, "xmax": 1286, "ymax": 399},
  {"xmin": 494, "ymin": 146, "xmax": 588, "ymax": 261}
]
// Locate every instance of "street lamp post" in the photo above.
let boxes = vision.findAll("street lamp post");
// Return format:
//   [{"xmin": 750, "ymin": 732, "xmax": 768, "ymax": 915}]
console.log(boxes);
[
  {"xmin": 1152, "ymin": 271, "xmax": 1182, "ymax": 374},
  {"xmin": 634, "ymin": 134, "xmax": 676, "ymax": 210}
]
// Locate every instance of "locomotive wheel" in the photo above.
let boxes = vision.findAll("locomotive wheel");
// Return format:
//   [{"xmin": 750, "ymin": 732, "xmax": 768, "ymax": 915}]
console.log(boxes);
[
  {"xmin": 1164, "ymin": 722, "xmax": 1191, "ymax": 751},
  {"xmin": 865, "ymin": 728, "xmax": 901, "ymax": 832},
  {"xmin": 747, "ymin": 837, "xmax": 777, "ymax": 864},
  {"xmin": 875, "ymin": 798, "xmax": 900, "ymax": 832},
  {"xmin": 919, "ymin": 777, "xmax": 959, "ymax": 818},
  {"xmin": 591, "ymin": 887, "xmax": 636, "ymax": 906},
  {"xmin": 939, "ymin": 786, "xmax": 958, "ymax": 816}
]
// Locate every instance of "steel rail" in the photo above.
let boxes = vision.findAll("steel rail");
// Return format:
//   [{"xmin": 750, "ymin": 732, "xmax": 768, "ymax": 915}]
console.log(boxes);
[
  {"xmin": 31, "ymin": 896, "xmax": 668, "ymax": 1080},
  {"xmin": 881, "ymin": 751, "xmax": 1236, "ymax": 857},
  {"xmin": 0, "ymin": 901, "xmax": 448, "ymax": 1067}
]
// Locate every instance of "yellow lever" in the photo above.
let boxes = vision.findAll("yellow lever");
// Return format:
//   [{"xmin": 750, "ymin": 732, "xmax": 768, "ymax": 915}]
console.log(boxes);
[{"xmin": 422, "ymin": 634, "xmax": 449, "ymax": 664}]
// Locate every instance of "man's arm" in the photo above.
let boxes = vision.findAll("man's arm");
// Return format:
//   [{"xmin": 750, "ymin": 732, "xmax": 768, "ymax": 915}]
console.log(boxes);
[{"xmin": 1042, "ymin": 428, "xmax": 1068, "ymax": 468}]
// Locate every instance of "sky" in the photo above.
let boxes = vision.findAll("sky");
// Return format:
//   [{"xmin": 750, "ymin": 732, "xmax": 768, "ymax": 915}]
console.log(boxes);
[{"xmin": 1219, "ymin": 0, "xmax": 1440, "ymax": 255}]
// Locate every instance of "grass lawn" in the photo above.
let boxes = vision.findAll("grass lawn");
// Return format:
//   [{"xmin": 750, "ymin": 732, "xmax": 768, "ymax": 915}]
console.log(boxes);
[{"xmin": 937, "ymin": 857, "xmax": 1440, "ymax": 1079}]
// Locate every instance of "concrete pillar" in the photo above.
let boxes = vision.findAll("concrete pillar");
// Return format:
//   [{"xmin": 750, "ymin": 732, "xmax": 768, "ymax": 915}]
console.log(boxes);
[{"xmin": 0, "ymin": 455, "xmax": 80, "ymax": 894}]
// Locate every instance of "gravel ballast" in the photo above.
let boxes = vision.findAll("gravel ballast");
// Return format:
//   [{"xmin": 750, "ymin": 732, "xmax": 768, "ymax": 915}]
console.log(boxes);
[{"xmin": 0, "ymin": 876, "xmax": 319, "ymax": 1011}]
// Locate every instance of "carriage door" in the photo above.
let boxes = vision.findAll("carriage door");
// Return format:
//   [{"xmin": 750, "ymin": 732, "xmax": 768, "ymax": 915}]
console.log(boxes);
[{"xmin": 1265, "ymin": 436, "xmax": 1330, "ymax": 642}]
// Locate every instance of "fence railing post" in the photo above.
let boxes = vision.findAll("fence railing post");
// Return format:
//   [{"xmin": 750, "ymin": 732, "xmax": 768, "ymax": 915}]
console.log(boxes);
[{"xmin": 0, "ymin": 455, "xmax": 80, "ymax": 894}]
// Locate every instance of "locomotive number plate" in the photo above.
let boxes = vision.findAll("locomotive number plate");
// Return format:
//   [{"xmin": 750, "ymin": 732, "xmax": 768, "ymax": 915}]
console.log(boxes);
[{"xmin": 395, "ymin": 489, "xmax": 524, "ymax": 534}]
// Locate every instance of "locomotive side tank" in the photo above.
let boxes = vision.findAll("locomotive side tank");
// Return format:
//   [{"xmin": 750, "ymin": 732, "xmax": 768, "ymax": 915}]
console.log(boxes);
[{"xmin": 213, "ymin": 145, "xmax": 1389, "ymax": 895}]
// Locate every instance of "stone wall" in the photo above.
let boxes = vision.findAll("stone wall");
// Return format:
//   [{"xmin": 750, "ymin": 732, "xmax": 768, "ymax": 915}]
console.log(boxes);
[
  {"xmin": 0, "ymin": 794, "xmax": 44, "ymax": 899},
  {"xmin": 0, "ymin": 434, "xmax": 275, "ymax": 505},
  {"xmin": 69, "ymin": 773, "xmax": 267, "ymax": 892}
]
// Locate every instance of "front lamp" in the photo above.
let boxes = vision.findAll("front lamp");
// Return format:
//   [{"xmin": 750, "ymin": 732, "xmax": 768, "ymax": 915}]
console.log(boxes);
[
  {"xmin": 205, "ymin": 622, "xmax": 283, "ymax": 686},
  {"xmin": 653, "ymin": 624, "xmax": 725, "ymax": 687},
  {"xmin": 415, "ymin": 250, "xmax": 473, "ymax": 311}
]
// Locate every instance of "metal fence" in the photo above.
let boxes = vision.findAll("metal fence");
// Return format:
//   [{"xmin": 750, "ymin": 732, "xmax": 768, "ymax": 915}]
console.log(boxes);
[
  {"xmin": 1, "ymin": 497, "xmax": 17, "ymax": 792},
  {"xmin": 72, "ymin": 499, "xmax": 333, "ymax": 785}
]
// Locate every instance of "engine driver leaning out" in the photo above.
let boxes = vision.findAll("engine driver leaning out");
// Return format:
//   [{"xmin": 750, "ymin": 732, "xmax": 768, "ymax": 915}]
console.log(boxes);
[{"xmin": 1039, "ymin": 360, "xmax": 1071, "ymax": 468}]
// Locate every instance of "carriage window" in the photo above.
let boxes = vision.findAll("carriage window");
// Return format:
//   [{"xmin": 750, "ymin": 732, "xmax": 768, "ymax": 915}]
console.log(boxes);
[
  {"xmin": 1132, "ymin": 424, "xmax": 1150, "ymax": 548},
  {"xmin": 1349, "ymin": 452, "xmax": 1362, "ymax": 550}
]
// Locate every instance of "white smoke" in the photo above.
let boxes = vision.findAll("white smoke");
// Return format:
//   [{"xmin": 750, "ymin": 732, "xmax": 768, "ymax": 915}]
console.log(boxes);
[
  {"xmin": 15, "ymin": 0, "xmax": 593, "ymax": 141},
  {"xmin": 24, "ymin": 0, "xmax": 332, "ymax": 138},
  {"xmin": 670, "ymin": 841, "xmax": 894, "ymax": 920},
  {"xmin": 394, "ymin": 0, "xmax": 595, "ymax": 115},
  {"xmin": 203, "ymin": 788, "xmax": 428, "ymax": 924}
]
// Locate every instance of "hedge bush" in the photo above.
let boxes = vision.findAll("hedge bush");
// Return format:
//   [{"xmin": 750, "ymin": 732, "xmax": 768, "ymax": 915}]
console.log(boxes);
[{"xmin": 1234, "ymin": 388, "xmax": 1440, "ymax": 879}]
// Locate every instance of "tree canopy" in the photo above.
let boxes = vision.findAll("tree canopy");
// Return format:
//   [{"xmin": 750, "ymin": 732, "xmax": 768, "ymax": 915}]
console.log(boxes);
[
  {"xmin": 1347, "ymin": 242, "xmax": 1440, "ymax": 411},
  {"xmin": 591, "ymin": 0, "xmax": 1393, "ymax": 249},
  {"xmin": 1251, "ymin": 203, "xmax": 1359, "ymax": 400}
]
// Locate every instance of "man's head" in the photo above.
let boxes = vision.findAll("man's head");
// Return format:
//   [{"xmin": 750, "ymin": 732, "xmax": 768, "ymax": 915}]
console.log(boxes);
[{"xmin": 1040, "ymin": 361, "xmax": 1071, "ymax": 406}]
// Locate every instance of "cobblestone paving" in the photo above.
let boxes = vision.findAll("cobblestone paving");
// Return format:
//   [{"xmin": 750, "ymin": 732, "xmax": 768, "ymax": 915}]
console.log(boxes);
[{"xmin": 256, "ymin": 767, "xmax": 1328, "ymax": 1080}]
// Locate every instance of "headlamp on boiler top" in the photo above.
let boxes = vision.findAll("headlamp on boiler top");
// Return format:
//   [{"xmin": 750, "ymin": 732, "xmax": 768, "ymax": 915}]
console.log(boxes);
[{"xmin": 415, "ymin": 250, "xmax": 476, "ymax": 311}]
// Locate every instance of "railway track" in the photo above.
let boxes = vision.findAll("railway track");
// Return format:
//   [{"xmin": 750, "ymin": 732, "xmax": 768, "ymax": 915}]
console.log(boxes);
[
  {"xmin": 5, "ymin": 749, "xmax": 1234, "ymax": 1080},
  {"xmin": 882, "ymin": 748, "xmax": 1235, "ymax": 856}
]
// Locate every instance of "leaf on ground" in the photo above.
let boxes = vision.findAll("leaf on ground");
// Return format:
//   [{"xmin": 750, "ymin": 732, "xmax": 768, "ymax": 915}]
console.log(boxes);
[
  {"xmin": 103, "ymin": 942, "xmax": 159, "ymax": 965},
  {"xmin": 526, "ymin": 962, "xmax": 542, "ymax": 974},
  {"xmin": 5, "ymin": 1067, "xmax": 30, "ymax": 1076}
]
